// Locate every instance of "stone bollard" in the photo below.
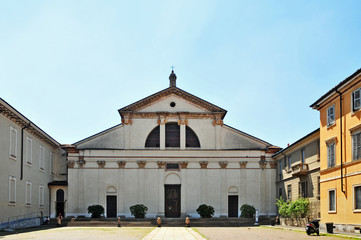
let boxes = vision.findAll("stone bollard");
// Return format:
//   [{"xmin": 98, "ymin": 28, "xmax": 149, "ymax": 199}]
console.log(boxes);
[
  {"xmin": 157, "ymin": 217, "xmax": 161, "ymax": 227},
  {"xmin": 118, "ymin": 217, "xmax": 121, "ymax": 227},
  {"xmin": 185, "ymin": 217, "xmax": 190, "ymax": 227}
]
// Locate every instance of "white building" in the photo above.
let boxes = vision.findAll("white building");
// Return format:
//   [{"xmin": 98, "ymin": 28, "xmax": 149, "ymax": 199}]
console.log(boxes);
[
  {"xmin": 61, "ymin": 71, "xmax": 281, "ymax": 218},
  {"xmin": 0, "ymin": 98, "xmax": 66, "ymax": 225}
]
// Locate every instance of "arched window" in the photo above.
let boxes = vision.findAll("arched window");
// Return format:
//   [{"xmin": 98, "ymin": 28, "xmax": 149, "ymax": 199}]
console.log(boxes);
[
  {"xmin": 145, "ymin": 125, "xmax": 160, "ymax": 147},
  {"xmin": 56, "ymin": 189, "xmax": 64, "ymax": 202},
  {"xmin": 186, "ymin": 126, "xmax": 200, "ymax": 147},
  {"xmin": 166, "ymin": 123, "xmax": 180, "ymax": 147}
]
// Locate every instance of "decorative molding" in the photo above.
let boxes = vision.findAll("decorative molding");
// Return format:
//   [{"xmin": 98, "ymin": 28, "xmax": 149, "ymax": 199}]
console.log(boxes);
[
  {"xmin": 199, "ymin": 161, "xmax": 208, "ymax": 169},
  {"xmin": 213, "ymin": 112, "xmax": 224, "ymax": 126},
  {"xmin": 260, "ymin": 155, "xmax": 266, "ymax": 161},
  {"xmin": 121, "ymin": 113, "xmax": 133, "ymax": 125},
  {"xmin": 219, "ymin": 161, "xmax": 228, "ymax": 169},
  {"xmin": 137, "ymin": 160, "xmax": 146, "ymax": 169},
  {"xmin": 269, "ymin": 160, "xmax": 277, "ymax": 169},
  {"xmin": 239, "ymin": 161, "xmax": 248, "ymax": 169},
  {"xmin": 117, "ymin": 161, "xmax": 126, "ymax": 168},
  {"xmin": 157, "ymin": 161, "xmax": 166, "ymax": 169},
  {"xmin": 259, "ymin": 160, "xmax": 267, "ymax": 170},
  {"xmin": 178, "ymin": 113, "xmax": 188, "ymax": 125},
  {"xmin": 66, "ymin": 161, "xmax": 75, "ymax": 168},
  {"xmin": 77, "ymin": 160, "xmax": 86, "ymax": 168},
  {"xmin": 97, "ymin": 161, "xmax": 106, "ymax": 168},
  {"xmin": 179, "ymin": 161, "xmax": 189, "ymax": 169}
]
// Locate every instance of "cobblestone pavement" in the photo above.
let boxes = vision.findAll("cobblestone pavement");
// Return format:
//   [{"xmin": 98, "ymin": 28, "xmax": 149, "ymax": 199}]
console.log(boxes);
[{"xmin": 194, "ymin": 226, "xmax": 358, "ymax": 240}]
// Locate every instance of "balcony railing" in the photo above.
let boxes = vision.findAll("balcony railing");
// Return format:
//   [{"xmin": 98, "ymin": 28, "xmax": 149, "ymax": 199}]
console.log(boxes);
[{"xmin": 291, "ymin": 163, "xmax": 309, "ymax": 177}]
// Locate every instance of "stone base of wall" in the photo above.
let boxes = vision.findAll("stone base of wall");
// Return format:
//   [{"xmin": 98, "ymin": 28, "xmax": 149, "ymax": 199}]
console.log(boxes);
[
  {"xmin": 280, "ymin": 218, "xmax": 308, "ymax": 227},
  {"xmin": 320, "ymin": 223, "xmax": 361, "ymax": 234}
]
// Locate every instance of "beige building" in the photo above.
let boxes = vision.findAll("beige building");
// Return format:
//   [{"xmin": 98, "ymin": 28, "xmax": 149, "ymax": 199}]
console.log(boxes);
[
  {"xmin": 273, "ymin": 129, "xmax": 320, "ymax": 219},
  {"xmin": 62, "ymin": 71, "xmax": 281, "ymax": 218},
  {"xmin": 0, "ymin": 98, "xmax": 66, "ymax": 226}
]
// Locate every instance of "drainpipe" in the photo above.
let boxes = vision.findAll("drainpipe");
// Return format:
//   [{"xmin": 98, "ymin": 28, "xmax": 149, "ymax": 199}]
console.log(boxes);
[
  {"xmin": 20, "ymin": 123, "xmax": 31, "ymax": 180},
  {"xmin": 335, "ymin": 90, "xmax": 346, "ymax": 194}
]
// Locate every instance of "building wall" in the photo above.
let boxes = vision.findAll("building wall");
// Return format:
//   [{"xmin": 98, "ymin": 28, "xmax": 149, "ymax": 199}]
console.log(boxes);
[
  {"xmin": 318, "ymin": 77, "xmax": 361, "ymax": 225},
  {"xmin": 274, "ymin": 131, "xmax": 320, "ymax": 219},
  {"xmin": 0, "ymin": 114, "xmax": 59, "ymax": 223}
]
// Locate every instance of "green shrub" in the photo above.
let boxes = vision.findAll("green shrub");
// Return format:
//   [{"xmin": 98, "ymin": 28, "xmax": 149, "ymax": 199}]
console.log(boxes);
[
  {"xmin": 240, "ymin": 204, "xmax": 256, "ymax": 218},
  {"xmin": 196, "ymin": 204, "xmax": 215, "ymax": 218},
  {"xmin": 275, "ymin": 197, "xmax": 309, "ymax": 218},
  {"xmin": 130, "ymin": 204, "xmax": 148, "ymax": 218},
  {"xmin": 87, "ymin": 204, "xmax": 104, "ymax": 218}
]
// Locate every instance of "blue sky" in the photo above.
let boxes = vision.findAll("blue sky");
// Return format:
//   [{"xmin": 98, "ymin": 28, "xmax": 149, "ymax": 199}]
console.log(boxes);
[{"xmin": 1, "ymin": 0, "xmax": 361, "ymax": 147}]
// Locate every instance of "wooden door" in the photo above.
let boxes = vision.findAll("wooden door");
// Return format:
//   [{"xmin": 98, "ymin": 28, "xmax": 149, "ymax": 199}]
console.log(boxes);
[
  {"xmin": 228, "ymin": 195, "xmax": 238, "ymax": 217},
  {"xmin": 165, "ymin": 185, "xmax": 181, "ymax": 218},
  {"xmin": 106, "ymin": 196, "xmax": 117, "ymax": 218}
]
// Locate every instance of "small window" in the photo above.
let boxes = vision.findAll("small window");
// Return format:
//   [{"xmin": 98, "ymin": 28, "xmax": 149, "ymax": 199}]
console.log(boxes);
[
  {"xmin": 352, "ymin": 88, "xmax": 361, "ymax": 112},
  {"xmin": 39, "ymin": 145, "xmax": 45, "ymax": 171},
  {"xmin": 8, "ymin": 176, "xmax": 16, "ymax": 205},
  {"xmin": 288, "ymin": 155, "xmax": 292, "ymax": 170},
  {"xmin": 9, "ymin": 127, "xmax": 17, "ymax": 160},
  {"xmin": 39, "ymin": 185, "xmax": 44, "ymax": 208},
  {"xmin": 327, "ymin": 105, "xmax": 335, "ymax": 126},
  {"xmin": 327, "ymin": 142, "xmax": 335, "ymax": 168},
  {"xmin": 50, "ymin": 152, "xmax": 54, "ymax": 175},
  {"xmin": 352, "ymin": 131, "xmax": 361, "ymax": 161},
  {"xmin": 26, "ymin": 181, "xmax": 32, "ymax": 206},
  {"xmin": 287, "ymin": 184, "xmax": 292, "ymax": 200},
  {"xmin": 299, "ymin": 181, "xmax": 308, "ymax": 198},
  {"xmin": 354, "ymin": 185, "xmax": 361, "ymax": 211},
  {"xmin": 328, "ymin": 189, "xmax": 336, "ymax": 212},
  {"xmin": 26, "ymin": 137, "xmax": 32, "ymax": 165},
  {"xmin": 166, "ymin": 163, "xmax": 179, "ymax": 170}
]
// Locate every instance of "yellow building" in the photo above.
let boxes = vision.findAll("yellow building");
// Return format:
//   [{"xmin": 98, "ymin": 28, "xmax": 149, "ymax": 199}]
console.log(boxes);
[{"xmin": 311, "ymin": 68, "xmax": 361, "ymax": 231}]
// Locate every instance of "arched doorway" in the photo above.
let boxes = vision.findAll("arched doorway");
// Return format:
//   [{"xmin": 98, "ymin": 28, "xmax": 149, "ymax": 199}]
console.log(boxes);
[
  {"xmin": 228, "ymin": 186, "xmax": 239, "ymax": 217},
  {"xmin": 56, "ymin": 189, "xmax": 65, "ymax": 217},
  {"xmin": 164, "ymin": 173, "xmax": 181, "ymax": 218},
  {"xmin": 106, "ymin": 186, "xmax": 117, "ymax": 218}
]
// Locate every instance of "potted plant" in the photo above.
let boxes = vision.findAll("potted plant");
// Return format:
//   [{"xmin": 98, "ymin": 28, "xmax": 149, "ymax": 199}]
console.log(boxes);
[
  {"xmin": 87, "ymin": 204, "xmax": 104, "ymax": 218},
  {"xmin": 196, "ymin": 204, "xmax": 215, "ymax": 218},
  {"xmin": 240, "ymin": 204, "xmax": 256, "ymax": 218},
  {"xmin": 130, "ymin": 204, "xmax": 148, "ymax": 218}
]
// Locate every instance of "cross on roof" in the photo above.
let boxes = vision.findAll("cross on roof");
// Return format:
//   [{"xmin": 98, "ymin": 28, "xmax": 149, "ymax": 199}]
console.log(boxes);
[{"xmin": 170, "ymin": 65, "xmax": 175, "ymax": 71}]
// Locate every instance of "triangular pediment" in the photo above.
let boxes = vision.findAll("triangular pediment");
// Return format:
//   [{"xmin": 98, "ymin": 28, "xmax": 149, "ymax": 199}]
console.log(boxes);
[{"xmin": 118, "ymin": 86, "xmax": 227, "ymax": 118}]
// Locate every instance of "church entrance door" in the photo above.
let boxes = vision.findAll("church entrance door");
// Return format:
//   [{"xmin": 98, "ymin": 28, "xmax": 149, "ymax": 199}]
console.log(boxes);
[
  {"xmin": 106, "ymin": 196, "xmax": 117, "ymax": 218},
  {"xmin": 228, "ymin": 195, "xmax": 238, "ymax": 217},
  {"xmin": 165, "ymin": 185, "xmax": 181, "ymax": 218}
]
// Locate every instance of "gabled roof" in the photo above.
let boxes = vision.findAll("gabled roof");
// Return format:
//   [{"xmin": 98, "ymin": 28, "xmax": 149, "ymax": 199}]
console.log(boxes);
[
  {"xmin": 310, "ymin": 68, "xmax": 361, "ymax": 109},
  {"xmin": 118, "ymin": 86, "xmax": 227, "ymax": 119}
]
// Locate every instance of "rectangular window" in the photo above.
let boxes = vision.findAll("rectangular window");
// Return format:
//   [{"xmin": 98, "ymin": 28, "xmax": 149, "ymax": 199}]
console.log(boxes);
[
  {"xmin": 299, "ymin": 181, "xmax": 308, "ymax": 198},
  {"xmin": 39, "ymin": 185, "xmax": 44, "ymax": 208},
  {"xmin": 278, "ymin": 188, "xmax": 282, "ymax": 198},
  {"xmin": 39, "ymin": 145, "xmax": 45, "ymax": 171},
  {"xmin": 301, "ymin": 149, "xmax": 305, "ymax": 164},
  {"xmin": 354, "ymin": 185, "xmax": 361, "ymax": 211},
  {"xmin": 288, "ymin": 155, "xmax": 291, "ymax": 170},
  {"xmin": 166, "ymin": 163, "xmax": 179, "ymax": 170},
  {"xmin": 327, "ymin": 142, "xmax": 335, "ymax": 168},
  {"xmin": 50, "ymin": 152, "xmax": 54, "ymax": 175},
  {"xmin": 8, "ymin": 176, "xmax": 16, "ymax": 205},
  {"xmin": 26, "ymin": 137, "xmax": 32, "ymax": 165},
  {"xmin": 353, "ymin": 88, "xmax": 361, "ymax": 112},
  {"xmin": 287, "ymin": 184, "xmax": 292, "ymax": 200},
  {"xmin": 10, "ymin": 127, "xmax": 17, "ymax": 159},
  {"xmin": 327, "ymin": 105, "xmax": 335, "ymax": 126},
  {"xmin": 353, "ymin": 131, "xmax": 361, "ymax": 161},
  {"xmin": 329, "ymin": 189, "xmax": 336, "ymax": 212},
  {"xmin": 26, "ymin": 181, "xmax": 32, "ymax": 206},
  {"xmin": 278, "ymin": 161, "xmax": 282, "ymax": 180}
]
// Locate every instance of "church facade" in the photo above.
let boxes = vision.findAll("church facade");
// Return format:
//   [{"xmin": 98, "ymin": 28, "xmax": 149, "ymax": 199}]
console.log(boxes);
[{"xmin": 60, "ymin": 71, "xmax": 280, "ymax": 218}]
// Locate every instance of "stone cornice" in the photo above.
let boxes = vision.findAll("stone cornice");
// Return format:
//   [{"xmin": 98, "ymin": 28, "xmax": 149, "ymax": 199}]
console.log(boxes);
[{"xmin": 118, "ymin": 87, "xmax": 227, "ymax": 120}]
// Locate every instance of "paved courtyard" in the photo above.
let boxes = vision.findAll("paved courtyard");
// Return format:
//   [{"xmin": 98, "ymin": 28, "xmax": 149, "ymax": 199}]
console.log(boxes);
[{"xmin": 0, "ymin": 226, "xmax": 358, "ymax": 240}]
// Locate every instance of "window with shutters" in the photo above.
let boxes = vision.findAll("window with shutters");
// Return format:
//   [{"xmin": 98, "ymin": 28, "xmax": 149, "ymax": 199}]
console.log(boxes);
[
  {"xmin": 26, "ymin": 181, "xmax": 32, "ymax": 206},
  {"xmin": 8, "ymin": 176, "xmax": 16, "ymax": 205},
  {"xmin": 327, "ymin": 105, "xmax": 335, "ymax": 126},
  {"xmin": 352, "ymin": 88, "xmax": 361, "ymax": 112},
  {"xmin": 328, "ymin": 189, "xmax": 336, "ymax": 212},
  {"xmin": 39, "ymin": 145, "xmax": 45, "ymax": 171},
  {"xmin": 26, "ymin": 137, "xmax": 32, "ymax": 165},
  {"xmin": 354, "ymin": 185, "xmax": 361, "ymax": 212},
  {"xmin": 50, "ymin": 152, "xmax": 54, "ymax": 175},
  {"xmin": 9, "ymin": 127, "xmax": 17, "ymax": 160},
  {"xmin": 327, "ymin": 142, "xmax": 335, "ymax": 168},
  {"xmin": 352, "ymin": 131, "xmax": 361, "ymax": 161},
  {"xmin": 39, "ymin": 185, "xmax": 44, "ymax": 208},
  {"xmin": 299, "ymin": 181, "xmax": 308, "ymax": 198}
]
